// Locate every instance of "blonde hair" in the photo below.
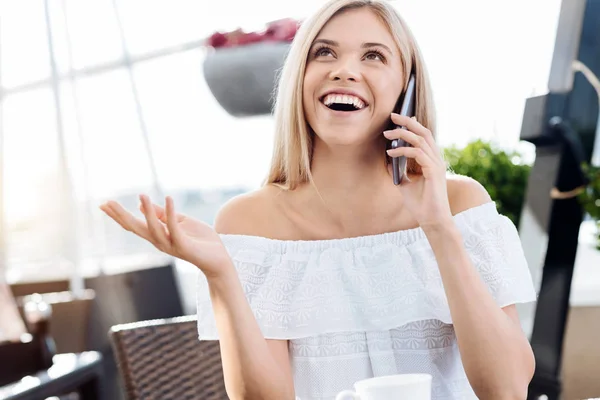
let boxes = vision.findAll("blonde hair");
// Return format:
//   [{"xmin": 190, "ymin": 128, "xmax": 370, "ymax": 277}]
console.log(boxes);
[{"xmin": 266, "ymin": 0, "xmax": 437, "ymax": 190}]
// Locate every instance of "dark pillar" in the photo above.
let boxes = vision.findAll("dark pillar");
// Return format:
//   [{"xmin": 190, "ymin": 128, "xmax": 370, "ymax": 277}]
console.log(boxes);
[{"xmin": 520, "ymin": 1, "xmax": 600, "ymax": 399}]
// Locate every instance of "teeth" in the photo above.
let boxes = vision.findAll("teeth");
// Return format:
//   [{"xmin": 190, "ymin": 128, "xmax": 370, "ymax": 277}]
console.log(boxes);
[{"xmin": 323, "ymin": 93, "xmax": 365, "ymax": 109}]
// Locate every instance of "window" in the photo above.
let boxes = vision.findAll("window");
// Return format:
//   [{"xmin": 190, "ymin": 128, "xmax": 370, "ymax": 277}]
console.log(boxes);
[
  {"xmin": 0, "ymin": 0, "xmax": 279, "ymax": 283},
  {"xmin": 1, "ymin": 2, "xmax": 51, "ymax": 89}
]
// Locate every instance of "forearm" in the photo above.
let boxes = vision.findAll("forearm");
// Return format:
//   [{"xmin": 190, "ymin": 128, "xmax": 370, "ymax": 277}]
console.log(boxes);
[
  {"xmin": 208, "ymin": 267, "xmax": 294, "ymax": 400},
  {"xmin": 424, "ymin": 221, "xmax": 535, "ymax": 399}
]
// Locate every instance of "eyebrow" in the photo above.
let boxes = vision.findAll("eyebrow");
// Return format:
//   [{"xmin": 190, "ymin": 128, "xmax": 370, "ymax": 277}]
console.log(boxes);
[{"xmin": 311, "ymin": 38, "xmax": 393, "ymax": 54}]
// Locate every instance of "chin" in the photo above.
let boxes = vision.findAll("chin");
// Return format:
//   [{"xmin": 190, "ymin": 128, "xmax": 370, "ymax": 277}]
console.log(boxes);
[{"xmin": 312, "ymin": 125, "xmax": 378, "ymax": 148}]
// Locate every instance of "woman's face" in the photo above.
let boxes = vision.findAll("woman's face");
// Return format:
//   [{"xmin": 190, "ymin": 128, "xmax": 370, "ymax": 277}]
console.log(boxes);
[{"xmin": 303, "ymin": 7, "xmax": 405, "ymax": 148}]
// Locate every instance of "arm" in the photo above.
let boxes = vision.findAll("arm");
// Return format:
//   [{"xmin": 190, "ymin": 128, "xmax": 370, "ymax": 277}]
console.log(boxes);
[
  {"xmin": 424, "ymin": 179, "xmax": 535, "ymax": 400},
  {"xmin": 210, "ymin": 195, "xmax": 295, "ymax": 400},
  {"xmin": 385, "ymin": 115, "xmax": 534, "ymax": 399}
]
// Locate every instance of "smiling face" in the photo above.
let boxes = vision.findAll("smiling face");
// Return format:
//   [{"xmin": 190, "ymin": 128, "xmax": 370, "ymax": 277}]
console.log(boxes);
[{"xmin": 303, "ymin": 7, "xmax": 405, "ymax": 147}]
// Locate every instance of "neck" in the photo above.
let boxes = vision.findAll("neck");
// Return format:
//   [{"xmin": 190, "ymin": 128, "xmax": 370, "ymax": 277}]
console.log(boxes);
[
  {"xmin": 310, "ymin": 139, "xmax": 390, "ymax": 196},
  {"xmin": 290, "ymin": 138, "xmax": 408, "ymax": 237}
]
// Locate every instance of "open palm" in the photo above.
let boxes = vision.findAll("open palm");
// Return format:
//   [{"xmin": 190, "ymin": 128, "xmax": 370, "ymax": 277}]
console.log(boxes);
[{"xmin": 100, "ymin": 195, "xmax": 231, "ymax": 279}]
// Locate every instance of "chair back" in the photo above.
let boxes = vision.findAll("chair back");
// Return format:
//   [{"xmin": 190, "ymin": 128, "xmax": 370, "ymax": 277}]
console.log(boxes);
[{"xmin": 109, "ymin": 315, "xmax": 227, "ymax": 400}]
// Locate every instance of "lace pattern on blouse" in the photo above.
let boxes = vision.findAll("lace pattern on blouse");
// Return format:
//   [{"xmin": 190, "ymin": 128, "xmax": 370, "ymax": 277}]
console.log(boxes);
[{"xmin": 197, "ymin": 201, "xmax": 537, "ymax": 340}]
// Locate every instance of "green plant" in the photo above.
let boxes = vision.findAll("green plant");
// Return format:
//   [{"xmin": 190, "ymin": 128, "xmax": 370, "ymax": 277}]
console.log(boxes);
[
  {"xmin": 443, "ymin": 139, "xmax": 532, "ymax": 227},
  {"xmin": 578, "ymin": 163, "xmax": 600, "ymax": 250}
]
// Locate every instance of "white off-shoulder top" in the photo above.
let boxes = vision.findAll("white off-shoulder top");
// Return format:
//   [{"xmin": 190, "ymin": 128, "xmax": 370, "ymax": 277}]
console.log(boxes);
[{"xmin": 196, "ymin": 202, "xmax": 537, "ymax": 400}]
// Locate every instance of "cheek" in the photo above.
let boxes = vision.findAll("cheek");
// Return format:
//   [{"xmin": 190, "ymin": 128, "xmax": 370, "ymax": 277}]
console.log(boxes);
[
  {"xmin": 367, "ymin": 75, "xmax": 402, "ymax": 132},
  {"xmin": 302, "ymin": 71, "xmax": 319, "ymax": 114},
  {"xmin": 302, "ymin": 86, "xmax": 315, "ymax": 121},
  {"xmin": 370, "ymin": 70, "xmax": 403, "ymax": 108},
  {"xmin": 377, "ymin": 83, "xmax": 402, "ymax": 111}
]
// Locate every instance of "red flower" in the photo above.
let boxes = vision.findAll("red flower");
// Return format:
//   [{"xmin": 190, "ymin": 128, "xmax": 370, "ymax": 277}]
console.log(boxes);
[{"xmin": 207, "ymin": 18, "xmax": 301, "ymax": 49}]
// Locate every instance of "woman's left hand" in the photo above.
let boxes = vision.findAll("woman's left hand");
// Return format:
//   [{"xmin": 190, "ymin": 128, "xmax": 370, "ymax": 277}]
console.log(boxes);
[{"xmin": 384, "ymin": 113, "xmax": 453, "ymax": 230}]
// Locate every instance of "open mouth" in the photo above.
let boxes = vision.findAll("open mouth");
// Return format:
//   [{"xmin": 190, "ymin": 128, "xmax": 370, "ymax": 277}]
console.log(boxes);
[{"xmin": 320, "ymin": 94, "xmax": 367, "ymax": 112}]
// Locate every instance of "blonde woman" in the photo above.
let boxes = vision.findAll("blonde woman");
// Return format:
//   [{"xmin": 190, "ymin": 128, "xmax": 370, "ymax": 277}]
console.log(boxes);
[{"xmin": 100, "ymin": 0, "xmax": 537, "ymax": 398}]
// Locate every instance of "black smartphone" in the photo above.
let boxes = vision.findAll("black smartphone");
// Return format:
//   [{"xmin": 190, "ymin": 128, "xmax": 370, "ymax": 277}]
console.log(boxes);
[{"xmin": 389, "ymin": 73, "xmax": 416, "ymax": 185}]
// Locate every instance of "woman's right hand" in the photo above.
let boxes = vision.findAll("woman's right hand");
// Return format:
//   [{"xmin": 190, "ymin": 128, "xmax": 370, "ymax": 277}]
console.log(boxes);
[{"xmin": 99, "ymin": 194, "xmax": 233, "ymax": 280}]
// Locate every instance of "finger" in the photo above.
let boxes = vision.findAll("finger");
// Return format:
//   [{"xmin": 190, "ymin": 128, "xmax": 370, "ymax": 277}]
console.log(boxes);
[
  {"xmin": 383, "ymin": 128, "xmax": 434, "ymax": 158},
  {"xmin": 140, "ymin": 202, "xmax": 167, "ymax": 224},
  {"xmin": 165, "ymin": 196, "xmax": 183, "ymax": 247},
  {"xmin": 101, "ymin": 201, "xmax": 152, "ymax": 241},
  {"xmin": 101, "ymin": 201, "xmax": 141, "ymax": 233},
  {"xmin": 140, "ymin": 195, "xmax": 170, "ymax": 249},
  {"xmin": 100, "ymin": 205, "xmax": 126, "ymax": 229},
  {"xmin": 100, "ymin": 203, "xmax": 123, "ymax": 225},
  {"xmin": 390, "ymin": 113, "xmax": 428, "ymax": 135},
  {"xmin": 142, "ymin": 202, "xmax": 186, "ymax": 224},
  {"xmin": 391, "ymin": 113, "xmax": 437, "ymax": 149},
  {"xmin": 386, "ymin": 146, "xmax": 434, "ymax": 169}
]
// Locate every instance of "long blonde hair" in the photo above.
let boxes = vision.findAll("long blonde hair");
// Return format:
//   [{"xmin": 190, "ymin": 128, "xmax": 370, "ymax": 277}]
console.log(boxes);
[{"xmin": 266, "ymin": 0, "xmax": 437, "ymax": 190}]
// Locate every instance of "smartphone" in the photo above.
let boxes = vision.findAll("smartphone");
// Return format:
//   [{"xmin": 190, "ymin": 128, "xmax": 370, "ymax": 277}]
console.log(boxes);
[{"xmin": 389, "ymin": 73, "xmax": 416, "ymax": 185}]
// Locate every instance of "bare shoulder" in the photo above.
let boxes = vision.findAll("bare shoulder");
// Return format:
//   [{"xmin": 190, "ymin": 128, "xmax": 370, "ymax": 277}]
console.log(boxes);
[
  {"xmin": 214, "ymin": 185, "xmax": 284, "ymax": 236},
  {"xmin": 446, "ymin": 173, "xmax": 493, "ymax": 215}
]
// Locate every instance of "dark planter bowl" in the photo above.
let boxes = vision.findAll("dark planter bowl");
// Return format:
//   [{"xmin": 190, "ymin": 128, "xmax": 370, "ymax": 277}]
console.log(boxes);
[{"xmin": 203, "ymin": 42, "xmax": 291, "ymax": 117}]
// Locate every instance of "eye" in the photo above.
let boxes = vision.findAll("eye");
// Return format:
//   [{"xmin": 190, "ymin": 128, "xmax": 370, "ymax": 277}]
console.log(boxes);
[
  {"xmin": 313, "ymin": 45, "xmax": 334, "ymax": 58},
  {"xmin": 364, "ymin": 50, "xmax": 386, "ymax": 62}
]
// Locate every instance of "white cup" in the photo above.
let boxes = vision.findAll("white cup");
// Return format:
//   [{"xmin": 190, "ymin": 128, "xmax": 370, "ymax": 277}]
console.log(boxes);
[{"xmin": 335, "ymin": 373, "xmax": 432, "ymax": 400}]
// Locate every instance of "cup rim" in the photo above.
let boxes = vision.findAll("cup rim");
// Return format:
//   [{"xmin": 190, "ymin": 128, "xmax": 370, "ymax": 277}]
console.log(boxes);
[{"xmin": 354, "ymin": 373, "xmax": 432, "ymax": 390}]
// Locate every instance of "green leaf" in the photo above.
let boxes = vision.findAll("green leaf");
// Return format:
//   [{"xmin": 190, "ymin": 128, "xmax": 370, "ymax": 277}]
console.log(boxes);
[{"xmin": 443, "ymin": 140, "xmax": 531, "ymax": 227}]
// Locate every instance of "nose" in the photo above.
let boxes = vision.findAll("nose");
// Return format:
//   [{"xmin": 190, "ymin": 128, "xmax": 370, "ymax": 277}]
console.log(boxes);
[{"xmin": 328, "ymin": 58, "xmax": 361, "ymax": 82}]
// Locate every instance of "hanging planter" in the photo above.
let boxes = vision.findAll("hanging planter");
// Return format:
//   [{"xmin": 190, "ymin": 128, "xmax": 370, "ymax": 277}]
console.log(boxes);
[
  {"xmin": 202, "ymin": 19, "xmax": 299, "ymax": 117},
  {"xmin": 203, "ymin": 42, "xmax": 290, "ymax": 117}
]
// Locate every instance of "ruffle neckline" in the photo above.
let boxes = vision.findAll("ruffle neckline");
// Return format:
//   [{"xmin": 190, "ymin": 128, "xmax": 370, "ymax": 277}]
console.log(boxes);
[
  {"xmin": 197, "ymin": 201, "xmax": 537, "ymax": 340},
  {"xmin": 219, "ymin": 201, "xmax": 498, "ymax": 252}
]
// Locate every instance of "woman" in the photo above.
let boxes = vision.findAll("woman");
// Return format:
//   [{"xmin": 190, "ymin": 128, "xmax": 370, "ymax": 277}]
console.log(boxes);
[{"xmin": 100, "ymin": 1, "xmax": 537, "ymax": 399}]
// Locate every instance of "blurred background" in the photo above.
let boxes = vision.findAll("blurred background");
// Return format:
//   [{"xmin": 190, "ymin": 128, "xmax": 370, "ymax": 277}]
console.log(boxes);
[{"xmin": 0, "ymin": 0, "xmax": 599, "ymax": 399}]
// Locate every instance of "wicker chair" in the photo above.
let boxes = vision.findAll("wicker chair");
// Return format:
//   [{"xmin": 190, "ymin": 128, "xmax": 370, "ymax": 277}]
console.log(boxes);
[{"xmin": 109, "ymin": 315, "xmax": 228, "ymax": 400}]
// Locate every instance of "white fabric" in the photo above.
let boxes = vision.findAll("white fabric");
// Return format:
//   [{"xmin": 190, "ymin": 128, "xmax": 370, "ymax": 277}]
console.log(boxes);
[{"xmin": 196, "ymin": 201, "xmax": 537, "ymax": 400}]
